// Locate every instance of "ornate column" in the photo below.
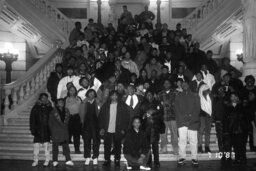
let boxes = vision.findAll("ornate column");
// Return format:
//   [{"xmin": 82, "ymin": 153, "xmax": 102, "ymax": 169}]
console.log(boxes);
[
  {"xmin": 242, "ymin": 0, "xmax": 256, "ymax": 78},
  {"xmin": 156, "ymin": 0, "xmax": 161, "ymax": 24},
  {"xmin": 97, "ymin": 0, "xmax": 102, "ymax": 25}
]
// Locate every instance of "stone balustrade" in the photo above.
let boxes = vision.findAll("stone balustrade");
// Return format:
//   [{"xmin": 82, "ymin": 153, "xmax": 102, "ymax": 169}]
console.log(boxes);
[
  {"xmin": 2, "ymin": 48, "xmax": 63, "ymax": 116},
  {"xmin": 30, "ymin": 0, "xmax": 72, "ymax": 37},
  {"xmin": 181, "ymin": 0, "xmax": 225, "ymax": 33}
]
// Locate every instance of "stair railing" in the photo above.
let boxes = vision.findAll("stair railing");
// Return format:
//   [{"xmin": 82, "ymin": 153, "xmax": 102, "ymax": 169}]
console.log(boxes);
[
  {"xmin": 180, "ymin": 0, "xmax": 225, "ymax": 33},
  {"xmin": 2, "ymin": 47, "xmax": 63, "ymax": 116},
  {"xmin": 30, "ymin": 0, "xmax": 73, "ymax": 38}
]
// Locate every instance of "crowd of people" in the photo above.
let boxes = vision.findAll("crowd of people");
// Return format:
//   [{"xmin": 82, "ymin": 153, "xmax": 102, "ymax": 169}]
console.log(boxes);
[{"xmin": 29, "ymin": 5, "xmax": 256, "ymax": 170}]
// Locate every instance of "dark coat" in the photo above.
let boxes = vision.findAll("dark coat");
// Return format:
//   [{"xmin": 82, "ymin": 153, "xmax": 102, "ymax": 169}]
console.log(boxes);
[
  {"xmin": 140, "ymin": 99, "xmax": 165, "ymax": 143},
  {"xmin": 124, "ymin": 94, "xmax": 143, "ymax": 119},
  {"xmin": 189, "ymin": 80, "xmax": 205, "ymax": 93},
  {"xmin": 49, "ymin": 107, "xmax": 70, "ymax": 143},
  {"xmin": 98, "ymin": 101, "xmax": 130, "ymax": 137},
  {"xmin": 29, "ymin": 101, "xmax": 52, "ymax": 143},
  {"xmin": 79, "ymin": 99, "xmax": 99, "ymax": 129},
  {"xmin": 223, "ymin": 103, "xmax": 248, "ymax": 134},
  {"xmin": 123, "ymin": 129, "xmax": 150, "ymax": 158},
  {"xmin": 212, "ymin": 96, "xmax": 227, "ymax": 122},
  {"xmin": 47, "ymin": 72, "xmax": 62, "ymax": 101},
  {"xmin": 174, "ymin": 90, "xmax": 201, "ymax": 130}
]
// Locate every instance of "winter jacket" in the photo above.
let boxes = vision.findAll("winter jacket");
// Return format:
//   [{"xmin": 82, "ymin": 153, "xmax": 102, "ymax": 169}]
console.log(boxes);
[
  {"xmin": 49, "ymin": 107, "xmax": 70, "ymax": 143},
  {"xmin": 174, "ymin": 90, "xmax": 201, "ymax": 130},
  {"xmin": 30, "ymin": 101, "xmax": 52, "ymax": 143},
  {"xmin": 123, "ymin": 129, "xmax": 150, "ymax": 158},
  {"xmin": 98, "ymin": 101, "xmax": 130, "ymax": 138}
]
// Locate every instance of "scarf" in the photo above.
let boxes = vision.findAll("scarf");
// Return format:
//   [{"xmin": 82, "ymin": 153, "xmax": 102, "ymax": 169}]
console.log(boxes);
[{"xmin": 199, "ymin": 84, "xmax": 212, "ymax": 116}]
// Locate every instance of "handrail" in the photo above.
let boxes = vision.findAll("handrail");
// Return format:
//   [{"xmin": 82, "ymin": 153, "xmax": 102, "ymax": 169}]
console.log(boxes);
[
  {"xmin": 30, "ymin": 0, "xmax": 73, "ymax": 37},
  {"xmin": 3, "ymin": 48, "xmax": 57, "ymax": 90},
  {"xmin": 2, "ymin": 48, "xmax": 63, "ymax": 115},
  {"xmin": 181, "ymin": 0, "xmax": 225, "ymax": 33}
]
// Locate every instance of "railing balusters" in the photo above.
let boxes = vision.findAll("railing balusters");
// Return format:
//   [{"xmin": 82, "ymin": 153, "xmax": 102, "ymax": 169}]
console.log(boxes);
[
  {"xmin": 24, "ymin": 82, "xmax": 30, "ymax": 100},
  {"xmin": 4, "ymin": 89, "xmax": 11, "ymax": 114},
  {"xmin": 12, "ymin": 88, "xmax": 18, "ymax": 109},
  {"xmin": 29, "ymin": 0, "xmax": 72, "ymax": 35},
  {"xmin": 18, "ymin": 85, "xmax": 24, "ymax": 104},
  {"xmin": 181, "ymin": 0, "xmax": 223, "ymax": 31}
]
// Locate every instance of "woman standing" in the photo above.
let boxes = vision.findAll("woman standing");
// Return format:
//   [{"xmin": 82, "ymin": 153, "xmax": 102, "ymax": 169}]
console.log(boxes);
[
  {"xmin": 49, "ymin": 98, "xmax": 74, "ymax": 167},
  {"xmin": 65, "ymin": 86, "xmax": 82, "ymax": 153},
  {"xmin": 30, "ymin": 93, "xmax": 52, "ymax": 167},
  {"xmin": 79, "ymin": 89, "xmax": 100, "ymax": 166}
]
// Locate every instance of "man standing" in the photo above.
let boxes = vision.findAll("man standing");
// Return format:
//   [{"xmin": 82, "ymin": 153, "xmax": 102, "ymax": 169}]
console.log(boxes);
[
  {"xmin": 158, "ymin": 80, "xmax": 178, "ymax": 154},
  {"xmin": 69, "ymin": 22, "xmax": 83, "ymax": 47},
  {"xmin": 174, "ymin": 80, "xmax": 200, "ymax": 167},
  {"xmin": 98, "ymin": 90, "xmax": 130, "ymax": 167},
  {"xmin": 139, "ymin": 5, "xmax": 155, "ymax": 29},
  {"xmin": 47, "ymin": 64, "xmax": 63, "ymax": 103},
  {"xmin": 57, "ymin": 66, "xmax": 80, "ymax": 99}
]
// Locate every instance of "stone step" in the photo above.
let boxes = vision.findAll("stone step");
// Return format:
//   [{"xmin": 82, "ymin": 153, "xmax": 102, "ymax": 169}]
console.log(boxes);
[
  {"xmin": 0, "ymin": 141, "xmax": 225, "ymax": 152},
  {"xmin": 0, "ymin": 134, "xmax": 219, "ymax": 146},
  {"xmin": 0, "ymin": 150, "xmax": 255, "ymax": 161}
]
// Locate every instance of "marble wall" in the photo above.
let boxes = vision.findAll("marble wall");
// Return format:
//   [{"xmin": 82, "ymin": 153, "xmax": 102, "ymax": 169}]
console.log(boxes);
[{"xmin": 49, "ymin": 0, "xmax": 204, "ymax": 29}]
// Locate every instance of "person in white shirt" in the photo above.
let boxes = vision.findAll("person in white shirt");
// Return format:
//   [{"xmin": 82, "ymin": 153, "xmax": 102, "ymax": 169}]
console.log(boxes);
[
  {"xmin": 57, "ymin": 67, "xmax": 80, "ymax": 99},
  {"xmin": 201, "ymin": 64, "xmax": 215, "ymax": 90},
  {"xmin": 78, "ymin": 77, "xmax": 90, "ymax": 101},
  {"xmin": 121, "ymin": 52, "xmax": 140, "ymax": 77},
  {"xmin": 77, "ymin": 76, "xmax": 102, "ymax": 101}
]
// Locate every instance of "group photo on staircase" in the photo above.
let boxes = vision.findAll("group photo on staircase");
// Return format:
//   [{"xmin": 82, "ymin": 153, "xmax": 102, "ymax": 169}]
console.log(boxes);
[{"xmin": 0, "ymin": 0, "xmax": 256, "ymax": 171}]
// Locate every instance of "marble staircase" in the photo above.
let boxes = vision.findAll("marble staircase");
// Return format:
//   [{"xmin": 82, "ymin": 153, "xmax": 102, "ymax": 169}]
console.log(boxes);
[{"xmin": 0, "ymin": 103, "xmax": 255, "ymax": 161}]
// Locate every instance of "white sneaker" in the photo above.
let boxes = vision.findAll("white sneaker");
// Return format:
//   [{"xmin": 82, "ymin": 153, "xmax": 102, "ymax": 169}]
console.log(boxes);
[
  {"xmin": 31, "ymin": 161, "xmax": 38, "ymax": 167},
  {"xmin": 84, "ymin": 158, "xmax": 91, "ymax": 165},
  {"xmin": 140, "ymin": 165, "xmax": 151, "ymax": 170},
  {"xmin": 53, "ymin": 161, "xmax": 58, "ymax": 167},
  {"xmin": 93, "ymin": 158, "xmax": 98, "ymax": 165},
  {"xmin": 126, "ymin": 163, "xmax": 132, "ymax": 170},
  {"xmin": 65, "ymin": 160, "xmax": 74, "ymax": 166},
  {"xmin": 43, "ymin": 160, "xmax": 50, "ymax": 167}
]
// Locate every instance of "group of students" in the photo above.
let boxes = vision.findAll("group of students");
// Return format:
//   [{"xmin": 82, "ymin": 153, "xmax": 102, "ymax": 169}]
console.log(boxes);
[{"xmin": 28, "ymin": 5, "xmax": 256, "ymax": 170}]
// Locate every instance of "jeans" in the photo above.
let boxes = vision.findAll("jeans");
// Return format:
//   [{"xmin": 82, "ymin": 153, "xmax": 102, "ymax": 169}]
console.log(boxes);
[
  {"xmin": 147, "ymin": 141, "xmax": 160, "ymax": 165},
  {"xmin": 52, "ymin": 142, "xmax": 71, "ymax": 162},
  {"xmin": 83, "ymin": 126, "xmax": 100, "ymax": 159},
  {"xmin": 68, "ymin": 114, "xmax": 82, "ymax": 152},
  {"xmin": 178, "ymin": 126, "xmax": 198, "ymax": 160},
  {"xmin": 160, "ymin": 120, "xmax": 178, "ymax": 153},
  {"xmin": 198, "ymin": 116, "xmax": 212, "ymax": 147},
  {"xmin": 33, "ymin": 142, "xmax": 50, "ymax": 162},
  {"xmin": 215, "ymin": 121, "xmax": 225, "ymax": 152},
  {"xmin": 104, "ymin": 132, "xmax": 122, "ymax": 161}
]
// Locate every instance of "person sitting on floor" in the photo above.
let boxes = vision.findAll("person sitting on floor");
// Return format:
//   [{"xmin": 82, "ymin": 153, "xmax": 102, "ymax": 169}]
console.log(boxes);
[{"xmin": 123, "ymin": 116, "xmax": 151, "ymax": 170}]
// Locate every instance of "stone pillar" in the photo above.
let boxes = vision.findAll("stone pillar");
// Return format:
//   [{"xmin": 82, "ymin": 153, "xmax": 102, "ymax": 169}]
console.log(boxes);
[
  {"xmin": 156, "ymin": 0, "xmax": 161, "ymax": 24},
  {"xmin": 242, "ymin": 0, "xmax": 256, "ymax": 78},
  {"xmin": 97, "ymin": 0, "xmax": 102, "ymax": 25}
]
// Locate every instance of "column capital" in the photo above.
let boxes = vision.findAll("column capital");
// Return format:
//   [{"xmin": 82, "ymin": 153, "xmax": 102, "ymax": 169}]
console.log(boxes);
[
  {"xmin": 156, "ymin": 0, "xmax": 161, "ymax": 5},
  {"xmin": 97, "ymin": 0, "xmax": 102, "ymax": 6}
]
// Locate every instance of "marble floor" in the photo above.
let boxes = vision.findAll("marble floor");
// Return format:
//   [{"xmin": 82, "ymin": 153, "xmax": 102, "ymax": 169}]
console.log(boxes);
[{"xmin": 0, "ymin": 160, "xmax": 256, "ymax": 171}]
